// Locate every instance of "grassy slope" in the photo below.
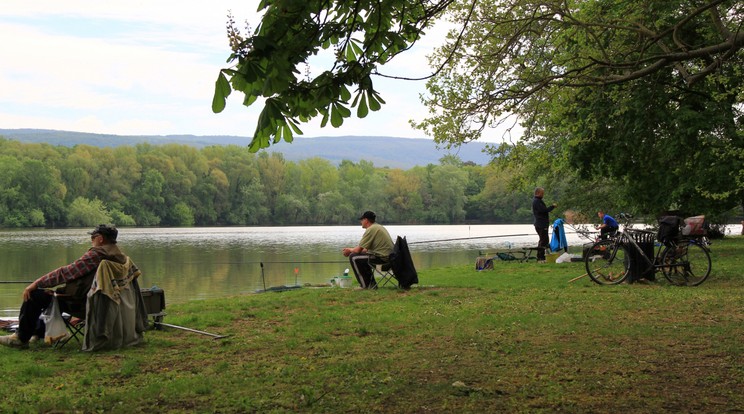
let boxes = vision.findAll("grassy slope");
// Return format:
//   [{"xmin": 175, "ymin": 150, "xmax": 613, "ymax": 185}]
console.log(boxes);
[{"xmin": 1, "ymin": 238, "xmax": 742, "ymax": 413}]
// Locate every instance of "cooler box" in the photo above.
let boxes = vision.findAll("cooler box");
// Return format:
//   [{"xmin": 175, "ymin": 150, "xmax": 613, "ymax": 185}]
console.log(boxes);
[{"xmin": 141, "ymin": 286, "xmax": 166, "ymax": 315}]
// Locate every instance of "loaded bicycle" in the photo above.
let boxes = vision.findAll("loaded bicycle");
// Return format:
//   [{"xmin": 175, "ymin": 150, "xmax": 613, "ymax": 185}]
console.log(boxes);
[{"xmin": 584, "ymin": 213, "xmax": 711, "ymax": 286}]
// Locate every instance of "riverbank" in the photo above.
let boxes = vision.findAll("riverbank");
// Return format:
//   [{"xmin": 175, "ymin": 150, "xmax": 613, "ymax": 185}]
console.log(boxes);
[{"xmin": 1, "ymin": 237, "xmax": 742, "ymax": 412}]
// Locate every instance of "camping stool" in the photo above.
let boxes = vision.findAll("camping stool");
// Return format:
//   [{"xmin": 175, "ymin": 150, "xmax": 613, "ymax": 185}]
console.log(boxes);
[{"xmin": 521, "ymin": 247, "xmax": 542, "ymax": 262}]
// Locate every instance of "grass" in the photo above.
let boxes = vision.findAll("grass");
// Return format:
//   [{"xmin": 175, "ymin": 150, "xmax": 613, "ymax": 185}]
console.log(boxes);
[{"xmin": 1, "ymin": 238, "xmax": 742, "ymax": 413}]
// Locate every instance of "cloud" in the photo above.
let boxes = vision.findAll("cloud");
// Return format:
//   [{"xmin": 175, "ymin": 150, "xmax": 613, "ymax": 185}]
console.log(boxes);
[{"xmin": 0, "ymin": 2, "xmax": 508, "ymax": 143}]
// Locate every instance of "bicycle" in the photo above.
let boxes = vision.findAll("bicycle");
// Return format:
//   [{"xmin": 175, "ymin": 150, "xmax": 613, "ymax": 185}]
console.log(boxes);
[{"xmin": 584, "ymin": 213, "xmax": 712, "ymax": 286}]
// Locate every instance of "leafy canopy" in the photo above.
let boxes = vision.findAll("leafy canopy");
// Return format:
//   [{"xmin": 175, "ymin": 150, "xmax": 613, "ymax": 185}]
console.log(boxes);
[
  {"xmin": 417, "ymin": 0, "xmax": 743, "ymax": 216},
  {"xmin": 213, "ymin": 0, "xmax": 454, "ymax": 152}
]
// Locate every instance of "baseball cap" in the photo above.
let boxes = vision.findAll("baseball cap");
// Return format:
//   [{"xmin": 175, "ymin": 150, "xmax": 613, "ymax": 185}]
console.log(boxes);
[
  {"xmin": 358, "ymin": 211, "xmax": 376, "ymax": 221},
  {"xmin": 89, "ymin": 224, "xmax": 118, "ymax": 241}
]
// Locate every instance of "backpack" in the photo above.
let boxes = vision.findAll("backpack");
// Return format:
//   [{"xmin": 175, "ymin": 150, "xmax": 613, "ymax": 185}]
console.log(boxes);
[{"xmin": 657, "ymin": 216, "xmax": 682, "ymax": 245}]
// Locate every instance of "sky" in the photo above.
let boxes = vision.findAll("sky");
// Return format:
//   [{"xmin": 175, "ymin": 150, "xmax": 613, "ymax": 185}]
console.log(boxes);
[{"xmin": 0, "ymin": 1, "xmax": 492, "ymax": 143}]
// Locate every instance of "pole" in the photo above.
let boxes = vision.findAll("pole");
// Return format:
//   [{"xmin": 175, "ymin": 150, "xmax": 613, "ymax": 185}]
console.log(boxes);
[
  {"xmin": 260, "ymin": 262, "xmax": 266, "ymax": 291},
  {"xmin": 568, "ymin": 273, "xmax": 588, "ymax": 283},
  {"xmin": 0, "ymin": 281, "xmax": 33, "ymax": 284}
]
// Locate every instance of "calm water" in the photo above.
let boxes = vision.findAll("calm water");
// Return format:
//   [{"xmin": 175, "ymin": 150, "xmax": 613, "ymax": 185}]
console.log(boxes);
[{"xmin": 0, "ymin": 225, "xmax": 587, "ymax": 316}]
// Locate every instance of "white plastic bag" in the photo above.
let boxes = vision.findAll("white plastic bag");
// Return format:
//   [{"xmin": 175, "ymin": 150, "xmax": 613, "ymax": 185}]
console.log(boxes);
[
  {"xmin": 555, "ymin": 252, "xmax": 573, "ymax": 263},
  {"xmin": 40, "ymin": 295, "xmax": 68, "ymax": 344}
]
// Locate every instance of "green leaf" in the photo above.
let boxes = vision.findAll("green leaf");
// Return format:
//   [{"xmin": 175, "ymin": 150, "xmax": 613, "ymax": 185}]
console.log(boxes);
[
  {"xmin": 281, "ymin": 124, "xmax": 294, "ymax": 143},
  {"xmin": 335, "ymin": 102, "xmax": 351, "ymax": 118},
  {"xmin": 211, "ymin": 72, "xmax": 232, "ymax": 113},
  {"xmin": 330, "ymin": 104, "xmax": 344, "ymax": 127},
  {"xmin": 287, "ymin": 118, "xmax": 303, "ymax": 135},
  {"xmin": 242, "ymin": 94, "xmax": 258, "ymax": 107},
  {"xmin": 356, "ymin": 93, "xmax": 369, "ymax": 118},
  {"xmin": 339, "ymin": 85, "xmax": 351, "ymax": 102},
  {"xmin": 368, "ymin": 92, "xmax": 385, "ymax": 111}
]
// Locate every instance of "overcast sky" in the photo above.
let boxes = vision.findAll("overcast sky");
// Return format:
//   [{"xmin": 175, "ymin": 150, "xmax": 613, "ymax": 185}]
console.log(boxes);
[{"xmin": 0, "ymin": 1, "xmax": 478, "ymax": 143}]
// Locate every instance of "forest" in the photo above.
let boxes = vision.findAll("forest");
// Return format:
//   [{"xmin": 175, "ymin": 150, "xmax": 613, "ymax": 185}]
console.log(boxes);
[
  {"xmin": 2, "ymin": 136, "xmax": 741, "ymax": 229},
  {"xmin": 0, "ymin": 137, "xmax": 535, "ymax": 227}
]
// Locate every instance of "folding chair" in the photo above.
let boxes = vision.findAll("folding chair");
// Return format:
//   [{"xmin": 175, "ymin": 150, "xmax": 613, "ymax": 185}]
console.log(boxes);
[
  {"xmin": 54, "ymin": 313, "xmax": 85, "ymax": 349},
  {"xmin": 372, "ymin": 260, "xmax": 398, "ymax": 288},
  {"xmin": 371, "ymin": 236, "xmax": 418, "ymax": 289},
  {"xmin": 50, "ymin": 296, "xmax": 86, "ymax": 349}
]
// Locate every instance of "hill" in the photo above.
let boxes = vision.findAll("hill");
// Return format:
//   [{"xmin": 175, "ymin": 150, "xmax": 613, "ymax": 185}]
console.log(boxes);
[{"xmin": 0, "ymin": 129, "xmax": 492, "ymax": 168}]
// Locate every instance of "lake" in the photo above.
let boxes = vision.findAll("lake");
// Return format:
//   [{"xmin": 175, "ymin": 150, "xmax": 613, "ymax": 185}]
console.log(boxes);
[{"xmin": 0, "ymin": 224, "xmax": 590, "ymax": 316}]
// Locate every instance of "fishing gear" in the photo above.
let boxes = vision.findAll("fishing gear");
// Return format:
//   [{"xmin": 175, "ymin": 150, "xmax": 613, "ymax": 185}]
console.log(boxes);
[
  {"xmin": 409, "ymin": 234, "xmax": 532, "ymax": 244},
  {"xmin": 154, "ymin": 321, "xmax": 229, "ymax": 340},
  {"xmin": 182, "ymin": 260, "xmax": 348, "ymax": 265}
]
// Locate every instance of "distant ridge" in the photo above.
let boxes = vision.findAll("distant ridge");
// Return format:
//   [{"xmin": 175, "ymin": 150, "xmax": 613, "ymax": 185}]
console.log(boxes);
[{"xmin": 0, "ymin": 128, "xmax": 492, "ymax": 168}]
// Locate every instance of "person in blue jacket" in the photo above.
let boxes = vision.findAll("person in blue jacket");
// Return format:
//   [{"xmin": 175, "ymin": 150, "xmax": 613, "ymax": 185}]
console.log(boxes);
[{"xmin": 597, "ymin": 210, "xmax": 619, "ymax": 239}]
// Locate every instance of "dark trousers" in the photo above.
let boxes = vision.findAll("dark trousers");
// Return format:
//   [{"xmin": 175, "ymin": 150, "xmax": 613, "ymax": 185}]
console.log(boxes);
[
  {"xmin": 349, "ymin": 253, "xmax": 386, "ymax": 289},
  {"xmin": 600, "ymin": 227, "xmax": 618, "ymax": 240},
  {"xmin": 535, "ymin": 225, "xmax": 549, "ymax": 261},
  {"xmin": 16, "ymin": 289, "xmax": 75, "ymax": 343}
]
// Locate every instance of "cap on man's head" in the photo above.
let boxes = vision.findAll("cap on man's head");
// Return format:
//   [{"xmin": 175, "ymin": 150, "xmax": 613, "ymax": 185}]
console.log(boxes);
[
  {"xmin": 358, "ymin": 211, "xmax": 376, "ymax": 221},
  {"xmin": 89, "ymin": 224, "xmax": 118, "ymax": 241}
]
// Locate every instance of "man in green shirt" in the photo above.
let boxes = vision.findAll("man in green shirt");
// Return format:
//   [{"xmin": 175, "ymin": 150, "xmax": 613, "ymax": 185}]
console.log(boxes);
[{"xmin": 342, "ymin": 211, "xmax": 394, "ymax": 289}]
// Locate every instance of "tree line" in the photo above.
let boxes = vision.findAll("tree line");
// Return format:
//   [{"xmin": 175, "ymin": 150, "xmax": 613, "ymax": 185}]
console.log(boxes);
[
  {"xmin": 3, "ymin": 136, "xmax": 741, "ymax": 229},
  {"xmin": 0, "ymin": 138, "xmax": 538, "ymax": 228}
]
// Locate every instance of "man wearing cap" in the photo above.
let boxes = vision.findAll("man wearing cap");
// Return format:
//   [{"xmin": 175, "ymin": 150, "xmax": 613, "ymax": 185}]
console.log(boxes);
[
  {"xmin": 342, "ymin": 211, "xmax": 394, "ymax": 289},
  {"xmin": 0, "ymin": 224, "xmax": 139, "ymax": 349}
]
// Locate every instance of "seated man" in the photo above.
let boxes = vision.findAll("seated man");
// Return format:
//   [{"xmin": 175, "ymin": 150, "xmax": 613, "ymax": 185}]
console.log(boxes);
[
  {"xmin": 342, "ymin": 211, "xmax": 394, "ymax": 289},
  {"xmin": 597, "ymin": 210, "xmax": 619, "ymax": 239},
  {"xmin": 0, "ymin": 224, "xmax": 139, "ymax": 349}
]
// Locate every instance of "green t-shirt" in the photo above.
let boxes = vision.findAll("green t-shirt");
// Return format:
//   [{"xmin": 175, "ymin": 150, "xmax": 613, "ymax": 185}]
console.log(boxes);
[{"xmin": 359, "ymin": 223, "xmax": 394, "ymax": 259}]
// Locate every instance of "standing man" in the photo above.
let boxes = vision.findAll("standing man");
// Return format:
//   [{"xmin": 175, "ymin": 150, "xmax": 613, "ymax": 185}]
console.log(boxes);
[
  {"xmin": 0, "ymin": 224, "xmax": 140, "ymax": 349},
  {"xmin": 532, "ymin": 187, "xmax": 556, "ymax": 263},
  {"xmin": 597, "ymin": 210, "xmax": 620, "ymax": 239},
  {"xmin": 342, "ymin": 211, "xmax": 394, "ymax": 289}
]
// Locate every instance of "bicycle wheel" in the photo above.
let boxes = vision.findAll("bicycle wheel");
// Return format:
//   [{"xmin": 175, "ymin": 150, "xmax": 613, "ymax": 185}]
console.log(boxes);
[
  {"xmin": 661, "ymin": 241, "xmax": 712, "ymax": 286},
  {"xmin": 584, "ymin": 239, "xmax": 630, "ymax": 285}
]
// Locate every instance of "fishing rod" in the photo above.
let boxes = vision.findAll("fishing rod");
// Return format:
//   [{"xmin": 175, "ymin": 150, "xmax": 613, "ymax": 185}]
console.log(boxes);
[
  {"xmin": 409, "ymin": 229, "xmax": 594, "ymax": 245},
  {"xmin": 182, "ymin": 260, "xmax": 348, "ymax": 265},
  {"xmin": 409, "ymin": 234, "xmax": 532, "ymax": 244},
  {"xmin": 0, "ymin": 281, "xmax": 33, "ymax": 284}
]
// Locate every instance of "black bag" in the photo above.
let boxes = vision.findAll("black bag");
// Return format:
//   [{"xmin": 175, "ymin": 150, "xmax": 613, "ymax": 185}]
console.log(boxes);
[
  {"xmin": 390, "ymin": 236, "xmax": 418, "ymax": 289},
  {"xmin": 657, "ymin": 216, "xmax": 682, "ymax": 245},
  {"xmin": 496, "ymin": 252, "xmax": 518, "ymax": 261}
]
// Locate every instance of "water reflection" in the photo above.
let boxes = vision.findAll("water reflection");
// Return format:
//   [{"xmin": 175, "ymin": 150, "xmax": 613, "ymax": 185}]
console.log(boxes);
[{"xmin": 1, "ymin": 225, "xmax": 583, "ymax": 315}]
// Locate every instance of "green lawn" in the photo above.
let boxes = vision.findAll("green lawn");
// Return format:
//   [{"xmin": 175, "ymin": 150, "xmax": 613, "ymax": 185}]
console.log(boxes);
[{"xmin": 1, "ymin": 237, "xmax": 742, "ymax": 413}]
